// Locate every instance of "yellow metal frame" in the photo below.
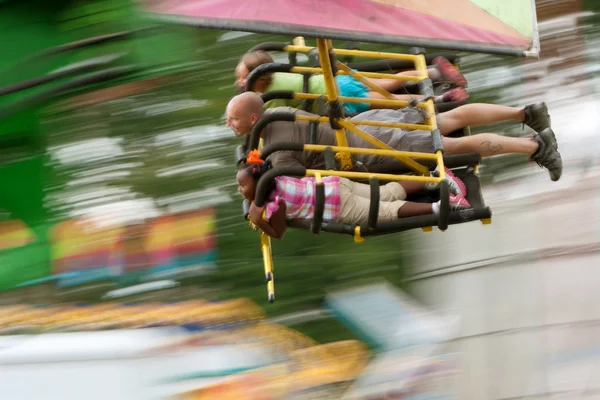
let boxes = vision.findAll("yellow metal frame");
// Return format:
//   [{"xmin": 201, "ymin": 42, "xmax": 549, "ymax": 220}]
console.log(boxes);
[
  {"xmin": 251, "ymin": 38, "xmax": 453, "ymax": 302},
  {"xmin": 260, "ymin": 233, "xmax": 275, "ymax": 301},
  {"xmin": 287, "ymin": 65, "xmax": 426, "ymax": 83},
  {"xmin": 295, "ymin": 114, "xmax": 433, "ymax": 131}
]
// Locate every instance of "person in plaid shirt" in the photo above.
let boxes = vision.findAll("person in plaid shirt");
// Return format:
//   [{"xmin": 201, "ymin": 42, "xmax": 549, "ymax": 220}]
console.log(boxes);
[{"xmin": 236, "ymin": 161, "xmax": 470, "ymax": 240}]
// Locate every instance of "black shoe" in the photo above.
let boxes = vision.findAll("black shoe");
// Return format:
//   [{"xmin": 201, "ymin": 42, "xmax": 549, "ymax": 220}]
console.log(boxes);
[
  {"xmin": 524, "ymin": 103, "xmax": 555, "ymax": 148},
  {"xmin": 531, "ymin": 128, "xmax": 562, "ymax": 181}
]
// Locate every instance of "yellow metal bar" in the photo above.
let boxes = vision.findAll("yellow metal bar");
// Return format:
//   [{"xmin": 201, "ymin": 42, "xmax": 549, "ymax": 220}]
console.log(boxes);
[
  {"xmin": 295, "ymin": 115, "xmax": 330, "ymax": 123},
  {"xmin": 336, "ymin": 62, "xmax": 394, "ymax": 99},
  {"xmin": 283, "ymin": 45, "xmax": 423, "ymax": 62},
  {"xmin": 260, "ymin": 233, "xmax": 275, "ymax": 301},
  {"xmin": 413, "ymin": 53, "xmax": 445, "ymax": 180},
  {"xmin": 340, "ymin": 70, "xmax": 424, "ymax": 82},
  {"xmin": 354, "ymin": 226, "xmax": 364, "ymax": 243},
  {"xmin": 305, "ymin": 169, "xmax": 442, "ymax": 184},
  {"xmin": 337, "ymin": 119, "xmax": 429, "ymax": 175},
  {"xmin": 334, "ymin": 48, "xmax": 421, "ymax": 62},
  {"xmin": 316, "ymin": 38, "xmax": 352, "ymax": 171},
  {"xmin": 291, "ymin": 92, "xmax": 426, "ymax": 109},
  {"xmin": 412, "ymin": 54, "xmax": 430, "ymax": 78},
  {"xmin": 292, "ymin": 37, "xmax": 305, "ymax": 46},
  {"xmin": 436, "ymin": 150, "xmax": 445, "ymax": 180},
  {"xmin": 303, "ymin": 144, "xmax": 439, "ymax": 160},
  {"xmin": 315, "ymin": 172, "xmax": 322, "ymax": 183},
  {"xmin": 294, "ymin": 114, "xmax": 433, "ymax": 131},
  {"xmin": 316, "ymin": 40, "xmax": 340, "ymax": 108},
  {"xmin": 350, "ymin": 119, "xmax": 433, "ymax": 131},
  {"xmin": 289, "ymin": 66, "xmax": 424, "ymax": 83}
]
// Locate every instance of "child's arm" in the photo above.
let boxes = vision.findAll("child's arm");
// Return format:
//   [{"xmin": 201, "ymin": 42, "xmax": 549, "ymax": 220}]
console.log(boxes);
[{"xmin": 249, "ymin": 201, "xmax": 288, "ymax": 240}]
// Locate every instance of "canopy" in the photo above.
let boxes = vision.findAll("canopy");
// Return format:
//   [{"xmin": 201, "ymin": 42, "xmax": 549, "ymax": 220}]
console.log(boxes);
[{"xmin": 143, "ymin": 0, "xmax": 540, "ymax": 57}]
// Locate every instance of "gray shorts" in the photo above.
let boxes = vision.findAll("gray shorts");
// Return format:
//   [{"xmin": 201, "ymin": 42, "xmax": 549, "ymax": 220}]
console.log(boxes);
[
  {"xmin": 398, "ymin": 131, "xmax": 436, "ymax": 153},
  {"xmin": 348, "ymin": 108, "xmax": 440, "ymax": 165}
]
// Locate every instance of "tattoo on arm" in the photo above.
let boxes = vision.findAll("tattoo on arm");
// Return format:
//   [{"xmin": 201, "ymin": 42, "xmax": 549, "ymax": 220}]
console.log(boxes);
[{"xmin": 480, "ymin": 140, "xmax": 503, "ymax": 155}]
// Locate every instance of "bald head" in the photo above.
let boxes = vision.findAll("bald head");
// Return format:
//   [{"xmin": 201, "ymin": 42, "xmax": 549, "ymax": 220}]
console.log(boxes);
[
  {"xmin": 228, "ymin": 92, "xmax": 265, "ymax": 115},
  {"xmin": 226, "ymin": 92, "xmax": 265, "ymax": 137}
]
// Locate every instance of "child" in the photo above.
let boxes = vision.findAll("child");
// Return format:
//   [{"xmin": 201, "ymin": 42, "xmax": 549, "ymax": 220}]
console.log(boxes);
[
  {"xmin": 235, "ymin": 51, "xmax": 469, "ymax": 114},
  {"xmin": 237, "ymin": 161, "xmax": 471, "ymax": 240}
]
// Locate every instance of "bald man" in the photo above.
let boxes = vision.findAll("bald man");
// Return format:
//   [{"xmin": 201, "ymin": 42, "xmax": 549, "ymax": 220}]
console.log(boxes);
[{"xmin": 226, "ymin": 92, "xmax": 563, "ymax": 181}]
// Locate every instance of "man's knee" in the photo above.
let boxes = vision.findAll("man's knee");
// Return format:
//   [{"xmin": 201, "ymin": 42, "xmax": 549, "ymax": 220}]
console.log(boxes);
[{"xmin": 441, "ymin": 137, "xmax": 459, "ymax": 155}]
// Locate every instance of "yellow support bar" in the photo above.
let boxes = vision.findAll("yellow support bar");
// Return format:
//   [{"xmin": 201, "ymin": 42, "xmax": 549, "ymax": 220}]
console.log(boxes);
[
  {"xmin": 354, "ymin": 226, "xmax": 364, "ymax": 243},
  {"xmin": 413, "ymin": 54, "xmax": 445, "ymax": 180},
  {"xmin": 292, "ymin": 36, "xmax": 305, "ymax": 47},
  {"xmin": 316, "ymin": 38, "xmax": 352, "ymax": 171},
  {"xmin": 411, "ymin": 54, "xmax": 430, "ymax": 78},
  {"xmin": 305, "ymin": 169, "xmax": 443, "ymax": 184},
  {"xmin": 303, "ymin": 144, "xmax": 439, "ymax": 161},
  {"xmin": 289, "ymin": 66, "xmax": 424, "ymax": 83},
  {"xmin": 291, "ymin": 92, "xmax": 425, "ymax": 109},
  {"xmin": 315, "ymin": 40, "xmax": 339, "ymax": 105},
  {"xmin": 349, "ymin": 118, "xmax": 433, "ymax": 131},
  {"xmin": 294, "ymin": 114, "xmax": 434, "ymax": 131},
  {"xmin": 283, "ymin": 45, "xmax": 424, "ymax": 63},
  {"xmin": 436, "ymin": 150, "xmax": 445, "ymax": 181},
  {"xmin": 299, "ymin": 92, "xmax": 426, "ymax": 109},
  {"xmin": 314, "ymin": 172, "xmax": 322, "ymax": 183},
  {"xmin": 260, "ymin": 233, "xmax": 275, "ymax": 302},
  {"xmin": 335, "ymin": 62, "xmax": 395, "ymax": 99},
  {"xmin": 337, "ymin": 119, "xmax": 429, "ymax": 175}
]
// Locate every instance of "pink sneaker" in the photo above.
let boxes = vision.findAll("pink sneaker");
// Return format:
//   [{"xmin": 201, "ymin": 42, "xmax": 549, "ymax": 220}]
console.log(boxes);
[
  {"xmin": 432, "ymin": 57, "xmax": 468, "ymax": 87},
  {"xmin": 449, "ymin": 194, "xmax": 471, "ymax": 210},
  {"xmin": 444, "ymin": 167, "xmax": 467, "ymax": 197},
  {"xmin": 441, "ymin": 88, "xmax": 469, "ymax": 103}
]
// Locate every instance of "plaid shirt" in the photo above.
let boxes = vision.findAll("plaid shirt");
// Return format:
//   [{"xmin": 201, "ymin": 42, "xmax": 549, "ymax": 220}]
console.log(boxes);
[{"xmin": 264, "ymin": 176, "xmax": 341, "ymax": 221}]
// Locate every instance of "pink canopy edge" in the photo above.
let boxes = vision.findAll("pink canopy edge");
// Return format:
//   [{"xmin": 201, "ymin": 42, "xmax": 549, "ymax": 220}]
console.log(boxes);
[{"xmin": 147, "ymin": 0, "xmax": 530, "ymax": 48}]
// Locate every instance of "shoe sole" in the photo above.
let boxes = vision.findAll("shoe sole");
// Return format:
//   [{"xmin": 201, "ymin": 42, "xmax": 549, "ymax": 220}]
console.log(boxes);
[
  {"xmin": 444, "ymin": 167, "xmax": 468, "ymax": 197},
  {"xmin": 449, "ymin": 195, "xmax": 471, "ymax": 210},
  {"xmin": 537, "ymin": 128, "xmax": 562, "ymax": 181},
  {"xmin": 433, "ymin": 57, "xmax": 468, "ymax": 88},
  {"xmin": 444, "ymin": 89, "xmax": 469, "ymax": 103}
]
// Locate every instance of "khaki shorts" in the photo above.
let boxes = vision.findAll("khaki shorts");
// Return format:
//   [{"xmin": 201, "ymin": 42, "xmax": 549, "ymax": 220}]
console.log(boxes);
[{"xmin": 338, "ymin": 177, "xmax": 407, "ymax": 226}]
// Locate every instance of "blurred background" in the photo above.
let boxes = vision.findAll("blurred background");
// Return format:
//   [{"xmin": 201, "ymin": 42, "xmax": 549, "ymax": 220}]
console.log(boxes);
[{"xmin": 0, "ymin": 0, "xmax": 599, "ymax": 398}]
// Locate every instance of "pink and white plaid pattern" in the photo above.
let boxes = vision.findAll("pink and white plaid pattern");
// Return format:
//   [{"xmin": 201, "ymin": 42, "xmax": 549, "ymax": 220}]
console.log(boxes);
[{"xmin": 265, "ymin": 176, "xmax": 341, "ymax": 221}]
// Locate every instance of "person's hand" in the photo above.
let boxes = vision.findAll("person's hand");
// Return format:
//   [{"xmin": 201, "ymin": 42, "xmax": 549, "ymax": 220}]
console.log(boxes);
[{"xmin": 249, "ymin": 202, "xmax": 265, "ymax": 224}]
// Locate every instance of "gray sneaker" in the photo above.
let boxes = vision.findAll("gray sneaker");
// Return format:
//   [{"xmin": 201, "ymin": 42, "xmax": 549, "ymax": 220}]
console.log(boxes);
[
  {"xmin": 531, "ymin": 128, "xmax": 562, "ymax": 181},
  {"xmin": 524, "ymin": 103, "xmax": 555, "ymax": 146}
]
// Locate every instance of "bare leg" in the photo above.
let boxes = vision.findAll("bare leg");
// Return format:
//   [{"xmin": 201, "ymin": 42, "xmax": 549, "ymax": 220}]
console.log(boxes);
[
  {"xmin": 443, "ymin": 133, "xmax": 538, "ymax": 157},
  {"xmin": 397, "ymin": 202, "xmax": 434, "ymax": 217},
  {"xmin": 438, "ymin": 104, "xmax": 525, "ymax": 135},
  {"xmin": 399, "ymin": 181, "xmax": 428, "ymax": 195},
  {"xmin": 365, "ymin": 68, "xmax": 438, "ymax": 93}
]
